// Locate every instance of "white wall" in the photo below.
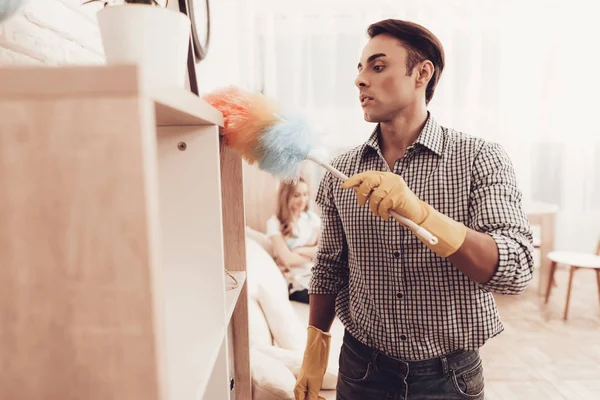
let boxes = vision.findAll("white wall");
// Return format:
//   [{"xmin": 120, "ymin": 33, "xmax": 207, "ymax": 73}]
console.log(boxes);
[
  {"xmin": 0, "ymin": 0, "xmax": 104, "ymax": 65},
  {"xmin": 193, "ymin": 0, "xmax": 254, "ymax": 94},
  {"xmin": 0, "ymin": 0, "xmax": 251, "ymax": 94}
]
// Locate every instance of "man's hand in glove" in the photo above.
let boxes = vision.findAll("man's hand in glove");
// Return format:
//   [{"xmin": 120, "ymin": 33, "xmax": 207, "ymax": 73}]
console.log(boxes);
[
  {"xmin": 294, "ymin": 326, "xmax": 331, "ymax": 400},
  {"xmin": 342, "ymin": 170, "xmax": 467, "ymax": 258}
]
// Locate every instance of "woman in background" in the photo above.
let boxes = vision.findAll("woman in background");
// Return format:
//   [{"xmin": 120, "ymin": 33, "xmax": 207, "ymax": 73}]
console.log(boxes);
[{"xmin": 266, "ymin": 177, "xmax": 321, "ymax": 304}]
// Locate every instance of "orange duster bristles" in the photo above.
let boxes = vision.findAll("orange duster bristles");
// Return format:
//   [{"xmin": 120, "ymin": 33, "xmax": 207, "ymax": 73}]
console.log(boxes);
[{"xmin": 203, "ymin": 87, "xmax": 280, "ymax": 164}]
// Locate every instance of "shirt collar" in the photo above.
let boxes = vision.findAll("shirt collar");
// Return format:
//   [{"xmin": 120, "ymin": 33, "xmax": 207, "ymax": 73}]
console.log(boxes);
[{"xmin": 361, "ymin": 112, "xmax": 444, "ymax": 160}]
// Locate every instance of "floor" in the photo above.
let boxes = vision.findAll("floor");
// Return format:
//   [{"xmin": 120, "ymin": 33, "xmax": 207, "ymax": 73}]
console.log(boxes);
[{"xmin": 481, "ymin": 266, "xmax": 600, "ymax": 400}]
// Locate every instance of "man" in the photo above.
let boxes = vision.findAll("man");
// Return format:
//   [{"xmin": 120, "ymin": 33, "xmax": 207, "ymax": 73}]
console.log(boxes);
[{"xmin": 293, "ymin": 19, "xmax": 534, "ymax": 400}]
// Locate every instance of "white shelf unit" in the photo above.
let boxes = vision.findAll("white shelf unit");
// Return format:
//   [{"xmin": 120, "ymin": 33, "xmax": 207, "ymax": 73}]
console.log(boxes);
[{"xmin": 0, "ymin": 64, "xmax": 251, "ymax": 400}]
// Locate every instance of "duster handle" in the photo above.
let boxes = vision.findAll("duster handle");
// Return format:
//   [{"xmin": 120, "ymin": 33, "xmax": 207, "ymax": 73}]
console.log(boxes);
[{"xmin": 305, "ymin": 151, "xmax": 439, "ymax": 246}]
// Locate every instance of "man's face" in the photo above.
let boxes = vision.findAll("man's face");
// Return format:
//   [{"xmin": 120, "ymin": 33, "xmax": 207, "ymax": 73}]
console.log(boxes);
[{"xmin": 355, "ymin": 34, "xmax": 419, "ymax": 122}]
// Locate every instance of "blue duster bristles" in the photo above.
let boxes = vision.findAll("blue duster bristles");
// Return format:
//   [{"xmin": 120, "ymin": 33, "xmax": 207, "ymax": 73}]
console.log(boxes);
[
  {"xmin": 0, "ymin": 0, "xmax": 26, "ymax": 23},
  {"xmin": 257, "ymin": 116, "xmax": 315, "ymax": 181}
]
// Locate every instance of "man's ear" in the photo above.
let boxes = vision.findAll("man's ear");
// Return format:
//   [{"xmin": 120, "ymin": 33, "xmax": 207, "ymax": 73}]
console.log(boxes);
[{"xmin": 416, "ymin": 60, "xmax": 435, "ymax": 88}]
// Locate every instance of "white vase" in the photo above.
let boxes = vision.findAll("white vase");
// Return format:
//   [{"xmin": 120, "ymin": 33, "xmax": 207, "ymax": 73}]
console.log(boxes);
[{"xmin": 97, "ymin": 5, "xmax": 191, "ymax": 88}]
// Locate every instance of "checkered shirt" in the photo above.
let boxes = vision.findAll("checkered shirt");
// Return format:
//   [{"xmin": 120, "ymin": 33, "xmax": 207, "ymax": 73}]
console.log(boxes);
[{"xmin": 309, "ymin": 114, "xmax": 534, "ymax": 360}]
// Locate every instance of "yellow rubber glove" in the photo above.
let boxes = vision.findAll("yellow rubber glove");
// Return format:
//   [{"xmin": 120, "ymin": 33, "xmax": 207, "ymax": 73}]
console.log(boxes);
[
  {"xmin": 293, "ymin": 326, "xmax": 331, "ymax": 400},
  {"xmin": 341, "ymin": 171, "xmax": 467, "ymax": 258}
]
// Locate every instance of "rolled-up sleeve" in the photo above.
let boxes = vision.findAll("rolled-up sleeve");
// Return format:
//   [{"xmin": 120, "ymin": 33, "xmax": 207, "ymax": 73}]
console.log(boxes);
[
  {"xmin": 308, "ymin": 170, "xmax": 349, "ymax": 295},
  {"xmin": 469, "ymin": 142, "xmax": 534, "ymax": 295}
]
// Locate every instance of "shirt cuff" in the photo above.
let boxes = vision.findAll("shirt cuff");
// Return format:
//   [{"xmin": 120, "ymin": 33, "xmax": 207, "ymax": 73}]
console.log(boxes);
[
  {"xmin": 308, "ymin": 270, "xmax": 344, "ymax": 295},
  {"xmin": 483, "ymin": 233, "xmax": 514, "ymax": 292},
  {"xmin": 307, "ymin": 286, "xmax": 339, "ymax": 295}
]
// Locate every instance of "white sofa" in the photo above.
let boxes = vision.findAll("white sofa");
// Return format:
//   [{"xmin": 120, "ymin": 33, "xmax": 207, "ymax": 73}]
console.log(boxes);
[{"xmin": 244, "ymin": 230, "xmax": 344, "ymax": 400}]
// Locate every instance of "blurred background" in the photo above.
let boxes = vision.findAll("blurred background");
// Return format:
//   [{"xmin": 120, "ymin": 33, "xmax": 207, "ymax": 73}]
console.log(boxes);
[
  {"xmin": 224, "ymin": 0, "xmax": 600, "ymax": 254},
  {"xmin": 9, "ymin": 0, "xmax": 596, "ymax": 251},
  {"xmin": 2, "ymin": 1, "xmax": 599, "ymax": 398}
]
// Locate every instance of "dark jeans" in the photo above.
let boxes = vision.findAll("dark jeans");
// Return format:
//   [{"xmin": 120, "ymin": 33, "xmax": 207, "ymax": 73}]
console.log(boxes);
[{"xmin": 337, "ymin": 331, "xmax": 485, "ymax": 400}]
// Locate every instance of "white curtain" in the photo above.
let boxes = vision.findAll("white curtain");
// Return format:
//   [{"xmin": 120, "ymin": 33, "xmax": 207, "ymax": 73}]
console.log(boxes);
[{"xmin": 248, "ymin": 0, "xmax": 600, "ymax": 252}]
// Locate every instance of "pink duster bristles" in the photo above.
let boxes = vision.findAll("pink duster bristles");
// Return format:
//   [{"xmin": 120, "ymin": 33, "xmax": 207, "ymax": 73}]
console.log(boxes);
[{"xmin": 203, "ymin": 87, "xmax": 280, "ymax": 165}]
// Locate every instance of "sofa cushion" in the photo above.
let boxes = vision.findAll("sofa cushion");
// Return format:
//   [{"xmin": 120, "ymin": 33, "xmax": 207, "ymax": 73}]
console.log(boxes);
[
  {"xmin": 250, "ymin": 347, "xmax": 296, "ymax": 400},
  {"xmin": 255, "ymin": 345, "xmax": 338, "ymax": 390},
  {"xmin": 256, "ymin": 284, "xmax": 306, "ymax": 352},
  {"xmin": 246, "ymin": 236, "xmax": 288, "ymax": 302},
  {"xmin": 248, "ymin": 298, "xmax": 274, "ymax": 348},
  {"xmin": 246, "ymin": 236, "xmax": 306, "ymax": 351},
  {"xmin": 246, "ymin": 226, "xmax": 275, "ymax": 257}
]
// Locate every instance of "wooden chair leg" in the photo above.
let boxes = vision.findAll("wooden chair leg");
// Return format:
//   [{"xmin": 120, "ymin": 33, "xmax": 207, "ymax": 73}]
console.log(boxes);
[
  {"xmin": 563, "ymin": 266, "xmax": 577, "ymax": 320},
  {"xmin": 596, "ymin": 269, "xmax": 600, "ymax": 304},
  {"xmin": 545, "ymin": 261, "xmax": 558, "ymax": 304}
]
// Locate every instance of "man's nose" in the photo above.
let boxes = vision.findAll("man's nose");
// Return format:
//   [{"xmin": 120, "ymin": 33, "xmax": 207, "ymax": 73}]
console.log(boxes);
[{"xmin": 355, "ymin": 73, "xmax": 368, "ymax": 88}]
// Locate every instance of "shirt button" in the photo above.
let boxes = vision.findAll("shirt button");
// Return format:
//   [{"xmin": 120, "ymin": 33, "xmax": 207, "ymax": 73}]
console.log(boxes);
[
  {"xmin": 396, "ymin": 292, "xmax": 403, "ymax": 299},
  {"xmin": 400, "ymin": 334, "xmax": 408, "ymax": 341},
  {"xmin": 393, "ymin": 251, "xmax": 400, "ymax": 258}
]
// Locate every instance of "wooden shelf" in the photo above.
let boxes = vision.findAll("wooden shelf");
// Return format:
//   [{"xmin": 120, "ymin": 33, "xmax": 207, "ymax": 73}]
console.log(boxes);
[
  {"xmin": 0, "ymin": 64, "xmax": 250, "ymax": 400},
  {"xmin": 150, "ymin": 79, "xmax": 223, "ymax": 126},
  {"xmin": 0, "ymin": 64, "xmax": 224, "ymax": 127},
  {"xmin": 225, "ymin": 271, "xmax": 246, "ymax": 324}
]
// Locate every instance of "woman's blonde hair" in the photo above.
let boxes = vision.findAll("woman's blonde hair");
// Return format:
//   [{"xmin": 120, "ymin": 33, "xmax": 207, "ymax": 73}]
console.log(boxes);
[{"xmin": 276, "ymin": 177, "xmax": 310, "ymax": 238}]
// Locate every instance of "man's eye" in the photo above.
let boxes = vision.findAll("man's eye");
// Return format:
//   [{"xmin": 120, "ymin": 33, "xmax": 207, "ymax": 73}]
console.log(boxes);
[{"xmin": 374, "ymin": 65, "xmax": 384, "ymax": 71}]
